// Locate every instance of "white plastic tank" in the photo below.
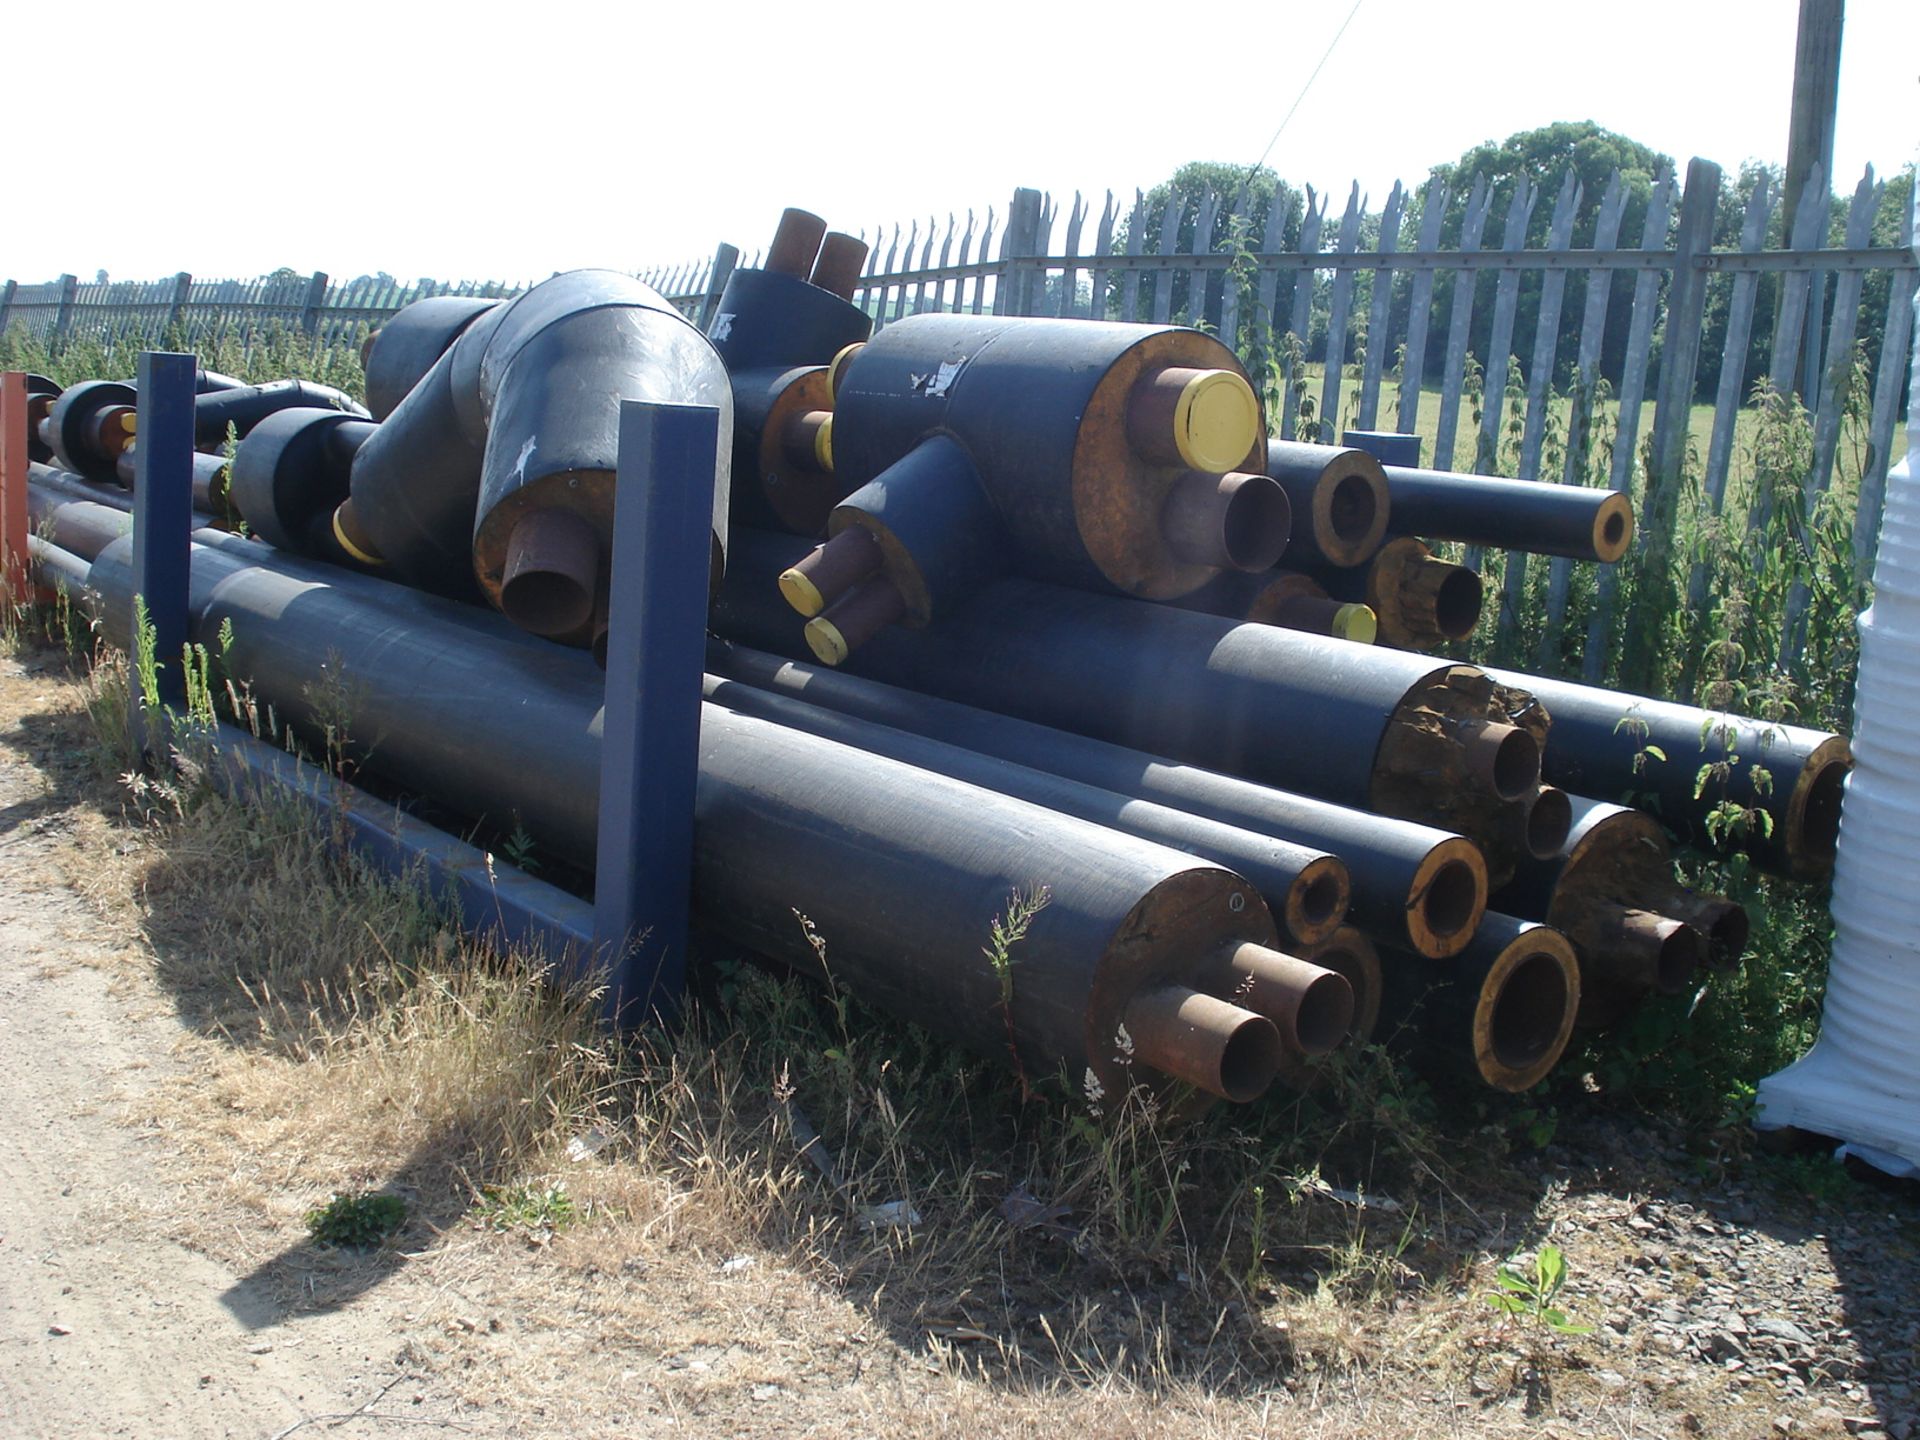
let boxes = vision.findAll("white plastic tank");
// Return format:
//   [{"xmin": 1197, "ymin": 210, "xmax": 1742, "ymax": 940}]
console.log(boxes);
[{"xmin": 1755, "ymin": 290, "xmax": 1920, "ymax": 1177}]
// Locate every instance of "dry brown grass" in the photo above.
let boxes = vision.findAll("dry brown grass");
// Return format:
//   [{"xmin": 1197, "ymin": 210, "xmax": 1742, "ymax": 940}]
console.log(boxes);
[{"xmin": 2, "ymin": 628, "xmax": 1853, "ymax": 1438}]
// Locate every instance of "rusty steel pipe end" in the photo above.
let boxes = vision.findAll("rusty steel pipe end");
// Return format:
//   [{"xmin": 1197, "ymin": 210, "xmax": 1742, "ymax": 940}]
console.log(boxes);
[
  {"xmin": 1524, "ymin": 785, "xmax": 1574, "ymax": 859},
  {"xmin": 1123, "ymin": 985, "xmax": 1283, "ymax": 1104},
  {"xmin": 1290, "ymin": 855, "xmax": 1351, "ymax": 944},
  {"xmin": 1212, "ymin": 942, "xmax": 1354, "ymax": 1059},
  {"xmin": 781, "ymin": 409, "xmax": 834, "ymax": 476},
  {"xmin": 804, "ymin": 577, "xmax": 907, "ymax": 667},
  {"xmin": 1126, "ymin": 366, "xmax": 1261, "ymax": 475},
  {"xmin": 500, "ymin": 507, "xmax": 600, "ymax": 638},
  {"xmin": 765, "ymin": 208, "xmax": 829, "ymax": 279},
  {"xmin": 1455, "ymin": 719, "xmax": 1540, "ymax": 801},
  {"xmin": 1615, "ymin": 908, "xmax": 1706, "ymax": 995},
  {"xmin": 779, "ymin": 525, "xmax": 884, "ymax": 618},
  {"xmin": 1160, "ymin": 470, "xmax": 1291, "ymax": 572},
  {"xmin": 809, "ymin": 232, "xmax": 870, "ymax": 301}
]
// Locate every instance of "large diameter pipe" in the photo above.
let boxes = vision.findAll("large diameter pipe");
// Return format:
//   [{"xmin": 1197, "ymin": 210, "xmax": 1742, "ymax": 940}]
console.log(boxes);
[
  {"xmin": 1485, "ymin": 665, "xmax": 1851, "ymax": 880},
  {"xmin": 45, "ymin": 380, "xmax": 138, "ymax": 483},
  {"xmin": 700, "ymin": 672, "xmax": 1350, "ymax": 948},
  {"xmin": 24, "ymin": 374, "xmax": 60, "ymax": 464},
  {"xmin": 228, "ymin": 408, "xmax": 379, "ymax": 560},
  {"xmin": 83, "ymin": 534, "xmax": 1291, "ymax": 1105},
  {"xmin": 363, "ymin": 296, "xmax": 500, "ymax": 421},
  {"xmin": 1378, "ymin": 912, "xmax": 1580, "ymax": 1092},
  {"xmin": 789, "ymin": 315, "xmax": 1274, "ymax": 657},
  {"xmin": 707, "ymin": 630, "xmax": 1488, "ymax": 959},
  {"xmin": 720, "ymin": 530, "xmax": 1548, "ymax": 870},
  {"xmin": 1382, "ymin": 464, "xmax": 1634, "ymax": 562}
]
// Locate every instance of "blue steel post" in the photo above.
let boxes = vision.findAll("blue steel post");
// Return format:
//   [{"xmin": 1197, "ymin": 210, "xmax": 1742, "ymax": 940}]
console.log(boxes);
[
  {"xmin": 593, "ymin": 401, "xmax": 720, "ymax": 1027},
  {"xmin": 1342, "ymin": 429, "xmax": 1423, "ymax": 469},
  {"xmin": 131, "ymin": 351, "xmax": 198, "ymax": 757}
]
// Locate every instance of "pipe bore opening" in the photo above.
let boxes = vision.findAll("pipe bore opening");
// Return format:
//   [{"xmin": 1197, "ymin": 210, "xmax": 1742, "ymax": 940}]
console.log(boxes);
[
  {"xmin": 1799, "ymin": 761, "xmax": 1848, "ymax": 861},
  {"xmin": 1298, "ymin": 865, "xmax": 1345, "ymax": 930},
  {"xmin": 1433, "ymin": 568, "xmax": 1484, "ymax": 638},
  {"xmin": 1485, "ymin": 727, "xmax": 1541, "ymax": 800},
  {"xmin": 1326, "ymin": 473, "xmax": 1379, "ymax": 546},
  {"xmin": 1217, "ymin": 1016, "xmax": 1285, "ymax": 1104},
  {"xmin": 1220, "ymin": 474, "xmax": 1292, "ymax": 571},
  {"xmin": 1595, "ymin": 497, "xmax": 1634, "ymax": 559},
  {"xmin": 501, "ymin": 507, "xmax": 600, "ymax": 638},
  {"xmin": 1295, "ymin": 970, "xmax": 1355, "ymax": 1057},
  {"xmin": 1422, "ymin": 859, "xmax": 1480, "ymax": 940},
  {"xmin": 1526, "ymin": 786, "xmax": 1573, "ymax": 858},
  {"xmin": 1489, "ymin": 951, "xmax": 1570, "ymax": 1071}
]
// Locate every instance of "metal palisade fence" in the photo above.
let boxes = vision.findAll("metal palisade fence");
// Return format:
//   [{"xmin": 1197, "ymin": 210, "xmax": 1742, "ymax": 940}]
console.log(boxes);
[{"xmin": 5, "ymin": 157, "xmax": 1914, "ymax": 690}]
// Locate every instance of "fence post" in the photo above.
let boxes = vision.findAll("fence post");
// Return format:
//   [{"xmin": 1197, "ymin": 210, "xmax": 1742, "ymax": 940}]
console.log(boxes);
[
  {"xmin": 1002, "ymin": 188, "xmax": 1043, "ymax": 317},
  {"xmin": 299, "ymin": 272, "xmax": 329, "ymax": 335},
  {"xmin": 53, "ymin": 275, "xmax": 78, "ymax": 339},
  {"xmin": 0, "ymin": 372, "xmax": 27, "ymax": 609},
  {"xmin": 0, "ymin": 281, "xmax": 15, "ymax": 334},
  {"xmin": 130, "ymin": 351, "xmax": 198, "ymax": 760},
  {"xmin": 593, "ymin": 400, "xmax": 719, "ymax": 1029},
  {"xmin": 1619, "ymin": 158, "xmax": 1721, "ymax": 693},
  {"xmin": 165, "ymin": 272, "xmax": 192, "ymax": 334},
  {"xmin": 696, "ymin": 242, "xmax": 739, "ymax": 332}
]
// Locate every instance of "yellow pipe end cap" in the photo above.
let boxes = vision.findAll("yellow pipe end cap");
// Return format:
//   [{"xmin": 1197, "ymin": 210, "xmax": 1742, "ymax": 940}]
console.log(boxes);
[
  {"xmin": 828, "ymin": 342, "xmax": 864, "ymax": 400},
  {"xmin": 1332, "ymin": 603, "xmax": 1377, "ymax": 645},
  {"xmin": 332, "ymin": 505, "xmax": 386, "ymax": 567},
  {"xmin": 803, "ymin": 616, "xmax": 849, "ymax": 667},
  {"xmin": 778, "ymin": 566, "xmax": 826, "ymax": 618},
  {"xmin": 814, "ymin": 413, "xmax": 834, "ymax": 473},
  {"xmin": 1173, "ymin": 369, "xmax": 1260, "ymax": 474}
]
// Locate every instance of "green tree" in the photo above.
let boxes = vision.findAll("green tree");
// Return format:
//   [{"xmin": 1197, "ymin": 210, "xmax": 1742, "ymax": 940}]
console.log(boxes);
[
  {"xmin": 1418, "ymin": 121, "xmax": 1675, "ymax": 390},
  {"xmin": 1117, "ymin": 161, "xmax": 1306, "ymax": 331}
]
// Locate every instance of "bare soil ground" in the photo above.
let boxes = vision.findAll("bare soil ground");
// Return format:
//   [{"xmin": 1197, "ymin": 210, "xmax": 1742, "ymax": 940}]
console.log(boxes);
[{"xmin": 1, "ymin": 643, "xmax": 1916, "ymax": 1440}]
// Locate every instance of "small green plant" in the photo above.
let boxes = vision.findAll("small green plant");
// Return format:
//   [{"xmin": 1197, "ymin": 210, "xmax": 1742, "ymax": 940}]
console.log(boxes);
[
  {"xmin": 1484, "ymin": 1242, "xmax": 1592, "ymax": 1334},
  {"xmin": 984, "ymin": 883, "xmax": 1051, "ymax": 1099},
  {"xmin": 475, "ymin": 1184, "xmax": 577, "ymax": 1234},
  {"xmin": 305, "ymin": 1190, "xmax": 407, "ymax": 1249}
]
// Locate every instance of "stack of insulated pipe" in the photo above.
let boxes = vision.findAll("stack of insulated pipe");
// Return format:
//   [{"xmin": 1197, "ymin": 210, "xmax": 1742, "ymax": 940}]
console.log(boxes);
[
  {"xmin": 717, "ymin": 528, "xmax": 1571, "ymax": 887},
  {"xmin": 776, "ymin": 312, "xmax": 1292, "ymax": 664},
  {"xmin": 1497, "ymin": 795, "xmax": 1747, "ymax": 1028},
  {"xmin": 1483, "ymin": 666, "xmax": 1851, "ymax": 882},
  {"xmin": 59, "ymin": 518, "xmax": 1360, "ymax": 1107},
  {"xmin": 706, "ymin": 209, "xmax": 873, "ymax": 540},
  {"xmin": 336, "ymin": 270, "xmax": 734, "ymax": 644}
]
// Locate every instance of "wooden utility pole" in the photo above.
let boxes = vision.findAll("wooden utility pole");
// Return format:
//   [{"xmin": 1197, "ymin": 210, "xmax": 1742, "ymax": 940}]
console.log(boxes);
[{"xmin": 1782, "ymin": 0, "xmax": 1844, "ymax": 395}]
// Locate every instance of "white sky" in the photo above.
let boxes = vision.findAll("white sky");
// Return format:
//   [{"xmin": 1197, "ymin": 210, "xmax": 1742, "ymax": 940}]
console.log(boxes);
[{"xmin": 9, "ymin": 0, "xmax": 1915, "ymax": 286}]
